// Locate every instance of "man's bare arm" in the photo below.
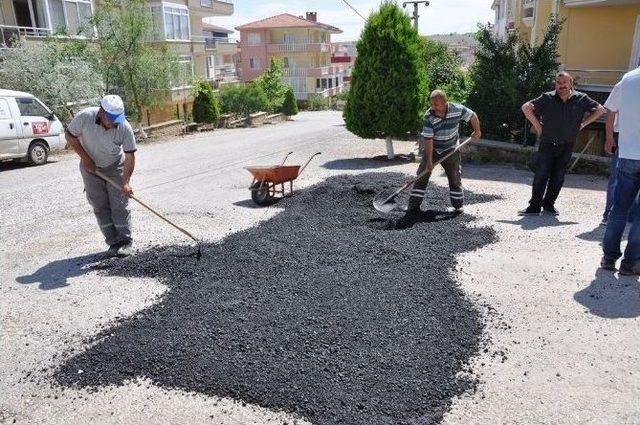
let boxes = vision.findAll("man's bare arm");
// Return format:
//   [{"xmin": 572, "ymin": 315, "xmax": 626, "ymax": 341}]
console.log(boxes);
[
  {"xmin": 580, "ymin": 104, "xmax": 606, "ymax": 130},
  {"xmin": 65, "ymin": 130, "xmax": 96, "ymax": 173},
  {"xmin": 422, "ymin": 137, "xmax": 434, "ymax": 171},
  {"xmin": 122, "ymin": 152, "xmax": 135, "ymax": 197},
  {"xmin": 469, "ymin": 113, "xmax": 482, "ymax": 141},
  {"xmin": 605, "ymin": 110, "xmax": 617, "ymax": 156},
  {"xmin": 521, "ymin": 102, "xmax": 543, "ymax": 135}
]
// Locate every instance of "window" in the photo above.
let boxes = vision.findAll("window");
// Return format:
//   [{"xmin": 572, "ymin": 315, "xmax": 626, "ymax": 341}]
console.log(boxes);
[
  {"xmin": 56, "ymin": 0, "xmax": 93, "ymax": 35},
  {"xmin": 0, "ymin": 99, "xmax": 12, "ymax": 120},
  {"xmin": 328, "ymin": 78, "xmax": 333, "ymax": 89},
  {"xmin": 159, "ymin": 4, "xmax": 190, "ymax": 41},
  {"xmin": 335, "ymin": 77, "xmax": 339, "ymax": 86},
  {"xmin": 16, "ymin": 98, "xmax": 50, "ymax": 117},
  {"xmin": 249, "ymin": 58, "xmax": 262, "ymax": 69},
  {"xmin": 201, "ymin": 0, "xmax": 213, "ymax": 6},
  {"xmin": 283, "ymin": 33, "xmax": 294, "ymax": 44},
  {"xmin": 172, "ymin": 55, "xmax": 193, "ymax": 87},
  {"xmin": 248, "ymin": 32, "xmax": 261, "ymax": 45},
  {"xmin": 283, "ymin": 57, "xmax": 289, "ymax": 68}
]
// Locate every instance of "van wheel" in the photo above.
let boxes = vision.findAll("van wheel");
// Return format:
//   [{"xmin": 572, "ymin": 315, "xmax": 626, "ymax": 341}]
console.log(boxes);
[{"xmin": 28, "ymin": 141, "xmax": 48, "ymax": 165}]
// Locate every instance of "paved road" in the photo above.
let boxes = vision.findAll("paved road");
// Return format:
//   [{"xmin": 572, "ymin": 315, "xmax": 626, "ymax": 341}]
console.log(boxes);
[{"xmin": 1, "ymin": 111, "xmax": 638, "ymax": 424}]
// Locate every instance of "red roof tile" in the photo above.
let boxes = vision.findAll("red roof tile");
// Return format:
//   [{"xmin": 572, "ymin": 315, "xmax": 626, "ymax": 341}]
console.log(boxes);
[{"xmin": 235, "ymin": 13, "xmax": 342, "ymax": 33}]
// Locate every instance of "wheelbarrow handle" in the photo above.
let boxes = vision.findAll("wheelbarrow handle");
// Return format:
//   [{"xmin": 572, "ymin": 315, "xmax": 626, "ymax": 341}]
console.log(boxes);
[
  {"xmin": 280, "ymin": 151, "xmax": 293, "ymax": 166},
  {"xmin": 298, "ymin": 152, "xmax": 322, "ymax": 177}
]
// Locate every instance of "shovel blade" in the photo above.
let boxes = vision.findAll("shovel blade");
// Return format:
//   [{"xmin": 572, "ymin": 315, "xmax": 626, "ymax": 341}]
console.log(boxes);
[{"xmin": 373, "ymin": 190, "xmax": 409, "ymax": 214}]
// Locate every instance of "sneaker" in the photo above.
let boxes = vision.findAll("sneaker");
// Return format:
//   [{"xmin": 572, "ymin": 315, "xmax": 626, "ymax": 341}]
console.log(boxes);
[
  {"xmin": 518, "ymin": 206, "xmax": 541, "ymax": 216},
  {"xmin": 543, "ymin": 205, "xmax": 560, "ymax": 215},
  {"xmin": 600, "ymin": 217, "xmax": 608, "ymax": 226},
  {"xmin": 618, "ymin": 263, "xmax": 639, "ymax": 276},
  {"xmin": 116, "ymin": 242, "xmax": 134, "ymax": 258},
  {"xmin": 600, "ymin": 256, "xmax": 617, "ymax": 271}
]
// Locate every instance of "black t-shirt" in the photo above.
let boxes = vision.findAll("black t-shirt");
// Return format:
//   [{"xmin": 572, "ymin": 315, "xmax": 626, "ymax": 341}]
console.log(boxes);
[{"xmin": 531, "ymin": 90, "xmax": 600, "ymax": 145}]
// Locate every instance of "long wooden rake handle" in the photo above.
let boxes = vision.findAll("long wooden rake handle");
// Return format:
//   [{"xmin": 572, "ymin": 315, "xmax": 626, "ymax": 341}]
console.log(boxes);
[
  {"xmin": 95, "ymin": 170, "xmax": 199, "ymax": 244},
  {"xmin": 380, "ymin": 137, "xmax": 473, "ymax": 205}
]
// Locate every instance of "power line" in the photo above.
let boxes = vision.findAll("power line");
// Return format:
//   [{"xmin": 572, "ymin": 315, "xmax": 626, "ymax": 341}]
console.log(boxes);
[{"xmin": 340, "ymin": 0, "xmax": 367, "ymax": 21}]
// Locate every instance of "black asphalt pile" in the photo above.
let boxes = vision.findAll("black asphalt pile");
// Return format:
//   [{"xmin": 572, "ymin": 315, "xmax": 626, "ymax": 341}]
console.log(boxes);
[{"xmin": 54, "ymin": 172, "xmax": 499, "ymax": 425}]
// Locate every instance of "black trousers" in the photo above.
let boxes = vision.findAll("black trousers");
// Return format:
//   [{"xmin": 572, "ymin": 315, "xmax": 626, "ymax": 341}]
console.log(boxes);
[{"xmin": 529, "ymin": 142, "xmax": 573, "ymax": 209}]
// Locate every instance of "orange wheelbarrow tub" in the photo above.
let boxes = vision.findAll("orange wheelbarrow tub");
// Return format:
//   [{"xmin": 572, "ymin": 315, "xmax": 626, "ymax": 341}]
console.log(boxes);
[{"xmin": 245, "ymin": 152, "xmax": 321, "ymax": 206}]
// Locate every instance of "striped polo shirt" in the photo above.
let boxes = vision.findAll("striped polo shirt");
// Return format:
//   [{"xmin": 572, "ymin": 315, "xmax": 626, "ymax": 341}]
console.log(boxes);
[{"xmin": 421, "ymin": 103, "xmax": 474, "ymax": 153}]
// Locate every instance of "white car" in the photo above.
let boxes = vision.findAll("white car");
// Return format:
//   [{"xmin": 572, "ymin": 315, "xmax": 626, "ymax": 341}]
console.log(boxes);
[{"xmin": 0, "ymin": 89, "xmax": 66, "ymax": 165}]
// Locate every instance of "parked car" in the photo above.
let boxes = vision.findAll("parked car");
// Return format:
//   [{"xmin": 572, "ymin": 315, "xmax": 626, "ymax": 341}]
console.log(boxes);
[{"xmin": 0, "ymin": 90, "xmax": 66, "ymax": 165}]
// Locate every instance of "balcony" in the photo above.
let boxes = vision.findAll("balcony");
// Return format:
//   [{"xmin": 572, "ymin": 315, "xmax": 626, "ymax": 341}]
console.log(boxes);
[
  {"xmin": 188, "ymin": 0, "xmax": 234, "ymax": 16},
  {"xmin": 267, "ymin": 43, "xmax": 331, "ymax": 54},
  {"xmin": 213, "ymin": 64, "xmax": 239, "ymax": 82},
  {"xmin": 283, "ymin": 66, "xmax": 342, "ymax": 78},
  {"xmin": 203, "ymin": 36, "xmax": 238, "ymax": 53},
  {"xmin": 0, "ymin": 25, "xmax": 52, "ymax": 48},
  {"xmin": 563, "ymin": 0, "xmax": 640, "ymax": 7},
  {"xmin": 565, "ymin": 68, "xmax": 627, "ymax": 90}
]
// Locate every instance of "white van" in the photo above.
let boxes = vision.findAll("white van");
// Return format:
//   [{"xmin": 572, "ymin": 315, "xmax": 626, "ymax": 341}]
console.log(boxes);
[{"xmin": 0, "ymin": 90, "xmax": 66, "ymax": 165}]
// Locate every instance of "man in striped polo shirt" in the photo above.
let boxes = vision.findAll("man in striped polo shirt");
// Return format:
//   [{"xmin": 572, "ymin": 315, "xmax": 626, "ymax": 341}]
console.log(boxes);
[{"xmin": 406, "ymin": 90, "xmax": 481, "ymax": 213}]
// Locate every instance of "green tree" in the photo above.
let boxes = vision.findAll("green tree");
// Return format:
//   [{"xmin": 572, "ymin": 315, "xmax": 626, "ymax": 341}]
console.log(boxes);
[
  {"xmin": 192, "ymin": 80, "xmax": 221, "ymax": 124},
  {"xmin": 0, "ymin": 41, "xmax": 103, "ymax": 124},
  {"xmin": 467, "ymin": 27, "xmax": 520, "ymax": 140},
  {"xmin": 281, "ymin": 87, "xmax": 299, "ymax": 116},
  {"xmin": 344, "ymin": 1, "xmax": 428, "ymax": 159},
  {"xmin": 255, "ymin": 58, "xmax": 289, "ymax": 113},
  {"xmin": 307, "ymin": 94, "xmax": 329, "ymax": 111},
  {"xmin": 220, "ymin": 84, "xmax": 269, "ymax": 117},
  {"xmin": 421, "ymin": 38, "xmax": 464, "ymax": 94},
  {"xmin": 79, "ymin": 0, "xmax": 179, "ymax": 136}
]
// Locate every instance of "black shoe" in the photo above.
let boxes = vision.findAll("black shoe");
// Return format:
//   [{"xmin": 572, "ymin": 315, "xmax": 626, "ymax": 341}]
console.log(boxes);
[
  {"xmin": 543, "ymin": 205, "xmax": 559, "ymax": 215},
  {"xmin": 395, "ymin": 210, "xmax": 420, "ymax": 229},
  {"xmin": 600, "ymin": 256, "xmax": 616, "ymax": 271},
  {"xmin": 518, "ymin": 206, "xmax": 541, "ymax": 216},
  {"xmin": 618, "ymin": 263, "xmax": 639, "ymax": 276},
  {"xmin": 106, "ymin": 242, "xmax": 122, "ymax": 257}
]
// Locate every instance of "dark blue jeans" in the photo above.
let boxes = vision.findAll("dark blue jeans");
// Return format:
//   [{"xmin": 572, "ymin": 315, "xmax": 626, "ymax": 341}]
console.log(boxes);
[
  {"xmin": 529, "ymin": 142, "xmax": 573, "ymax": 209},
  {"xmin": 603, "ymin": 149, "xmax": 640, "ymax": 221},
  {"xmin": 603, "ymin": 157, "xmax": 640, "ymax": 265}
]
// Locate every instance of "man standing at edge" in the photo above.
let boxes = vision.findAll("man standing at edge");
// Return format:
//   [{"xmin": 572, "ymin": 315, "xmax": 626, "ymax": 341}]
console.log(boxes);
[
  {"xmin": 66, "ymin": 94, "xmax": 137, "ymax": 257},
  {"xmin": 519, "ymin": 71, "xmax": 605, "ymax": 216},
  {"xmin": 601, "ymin": 66, "xmax": 640, "ymax": 274}
]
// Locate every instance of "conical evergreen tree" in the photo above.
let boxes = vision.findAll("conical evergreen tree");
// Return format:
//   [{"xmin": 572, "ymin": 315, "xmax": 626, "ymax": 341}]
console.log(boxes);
[
  {"xmin": 281, "ymin": 87, "xmax": 298, "ymax": 116},
  {"xmin": 344, "ymin": 1, "xmax": 428, "ymax": 158},
  {"xmin": 192, "ymin": 80, "xmax": 221, "ymax": 124}
]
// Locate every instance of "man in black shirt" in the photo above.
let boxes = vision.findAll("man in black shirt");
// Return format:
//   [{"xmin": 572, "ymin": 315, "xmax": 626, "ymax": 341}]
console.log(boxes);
[{"xmin": 519, "ymin": 72, "xmax": 605, "ymax": 215}]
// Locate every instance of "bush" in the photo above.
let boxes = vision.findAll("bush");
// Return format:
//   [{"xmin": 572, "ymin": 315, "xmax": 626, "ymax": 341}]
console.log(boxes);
[
  {"xmin": 192, "ymin": 80, "xmax": 220, "ymax": 124},
  {"xmin": 307, "ymin": 94, "xmax": 329, "ymax": 111},
  {"xmin": 421, "ymin": 39, "xmax": 463, "ymax": 95},
  {"xmin": 343, "ymin": 1, "xmax": 428, "ymax": 156},
  {"xmin": 281, "ymin": 87, "xmax": 298, "ymax": 116},
  {"xmin": 220, "ymin": 83, "xmax": 269, "ymax": 117}
]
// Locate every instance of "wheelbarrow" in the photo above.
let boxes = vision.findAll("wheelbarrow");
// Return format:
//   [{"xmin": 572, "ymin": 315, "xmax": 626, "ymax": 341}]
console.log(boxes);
[{"xmin": 245, "ymin": 151, "xmax": 321, "ymax": 206}]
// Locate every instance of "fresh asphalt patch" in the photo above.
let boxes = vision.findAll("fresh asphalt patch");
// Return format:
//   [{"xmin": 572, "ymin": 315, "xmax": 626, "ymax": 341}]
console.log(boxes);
[{"xmin": 51, "ymin": 172, "xmax": 501, "ymax": 425}]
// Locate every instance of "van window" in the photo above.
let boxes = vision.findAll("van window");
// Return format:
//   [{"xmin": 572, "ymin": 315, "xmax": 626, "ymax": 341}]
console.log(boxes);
[
  {"xmin": 16, "ymin": 98, "xmax": 49, "ymax": 117},
  {"xmin": 0, "ymin": 99, "xmax": 11, "ymax": 119}
]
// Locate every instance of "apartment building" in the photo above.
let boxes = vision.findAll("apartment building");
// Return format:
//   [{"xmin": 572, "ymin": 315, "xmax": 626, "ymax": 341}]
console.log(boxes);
[
  {"xmin": 0, "ymin": 0, "xmax": 234, "ymax": 124},
  {"xmin": 492, "ymin": 0, "xmax": 640, "ymax": 154},
  {"xmin": 236, "ymin": 12, "xmax": 346, "ymax": 101},
  {"xmin": 202, "ymin": 21, "xmax": 239, "ymax": 86},
  {"xmin": 331, "ymin": 41, "xmax": 356, "ymax": 86}
]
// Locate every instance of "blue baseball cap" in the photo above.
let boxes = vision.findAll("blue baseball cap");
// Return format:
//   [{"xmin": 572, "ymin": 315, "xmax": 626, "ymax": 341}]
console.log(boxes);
[{"xmin": 101, "ymin": 95, "xmax": 126, "ymax": 124}]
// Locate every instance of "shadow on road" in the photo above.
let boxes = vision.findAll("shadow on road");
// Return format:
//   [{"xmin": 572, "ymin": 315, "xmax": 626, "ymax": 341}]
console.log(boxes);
[
  {"xmin": 322, "ymin": 155, "xmax": 415, "ymax": 171},
  {"xmin": 53, "ymin": 172, "xmax": 500, "ymax": 425},
  {"xmin": 497, "ymin": 216, "xmax": 579, "ymax": 230},
  {"xmin": 16, "ymin": 253, "xmax": 108, "ymax": 290},
  {"xmin": 574, "ymin": 269, "xmax": 640, "ymax": 319}
]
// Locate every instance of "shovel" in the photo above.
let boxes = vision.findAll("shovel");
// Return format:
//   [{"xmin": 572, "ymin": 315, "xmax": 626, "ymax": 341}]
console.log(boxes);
[
  {"xmin": 95, "ymin": 170, "xmax": 202, "ymax": 260},
  {"xmin": 373, "ymin": 137, "xmax": 473, "ymax": 214}
]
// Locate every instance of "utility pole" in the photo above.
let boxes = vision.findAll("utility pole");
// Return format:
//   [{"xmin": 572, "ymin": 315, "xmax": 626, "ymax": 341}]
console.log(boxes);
[{"xmin": 402, "ymin": 1, "xmax": 430, "ymax": 31}]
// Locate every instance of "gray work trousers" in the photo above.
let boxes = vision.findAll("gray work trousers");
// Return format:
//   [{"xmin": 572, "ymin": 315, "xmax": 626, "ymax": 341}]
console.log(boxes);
[
  {"xmin": 408, "ymin": 148, "xmax": 463, "ymax": 210},
  {"xmin": 80, "ymin": 160, "xmax": 132, "ymax": 246}
]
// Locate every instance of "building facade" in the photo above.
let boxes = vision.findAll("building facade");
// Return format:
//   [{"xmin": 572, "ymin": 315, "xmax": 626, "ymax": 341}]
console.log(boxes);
[
  {"xmin": 201, "ymin": 21, "xmax": 239, "ymax": 86},
  {"xmin": 0, "ymin": 0, "xmax": 235, "ymax": 124},
  {"xmin": 236, "ymin": 12, "xmax": 346, "ymax": 101}
]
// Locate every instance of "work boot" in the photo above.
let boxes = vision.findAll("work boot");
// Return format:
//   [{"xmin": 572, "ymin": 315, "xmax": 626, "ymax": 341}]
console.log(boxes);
[
  {"xmin": 600, "ymin": 256, "xmax": 616, "ymax": 271},
  {"xmin": 543, "ymin": 205, "xmax": 560, "ymax": 215},
  {"xmin": 618, "ymin": 262, "xmax": 640, "ymax": 276},
  {"xmin": 394, "ymin": 209, "xmax": 420, "ymax": 230},
  {"xmin": 518, "ymin": 205, "xmax": 541, "ymax": 216},
  {"xmin": 106, "ymin": 242, "xmax": 122, "ymax": 258},
  {"xmin": 116, "ymin": 242, "xmax": 134, "ymax": 258}
]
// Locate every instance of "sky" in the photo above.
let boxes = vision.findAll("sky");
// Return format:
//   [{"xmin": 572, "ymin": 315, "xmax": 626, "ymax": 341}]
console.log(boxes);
[{"xmin": 206, "ymin": 0, "xmax": 495, "ymax": 42}]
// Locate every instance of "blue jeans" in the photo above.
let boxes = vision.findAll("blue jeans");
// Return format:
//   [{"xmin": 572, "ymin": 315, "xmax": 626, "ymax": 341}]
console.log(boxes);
[
  {"xmin": 603, "ymin": 158, "xmax": 640, "ymax": 265},
  {"xmin": 603, "ymin": 150, "xmax": 640, "ymax": 221}
]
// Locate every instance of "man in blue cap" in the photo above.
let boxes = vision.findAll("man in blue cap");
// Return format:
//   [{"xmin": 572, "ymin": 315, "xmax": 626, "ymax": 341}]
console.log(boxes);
[{"xmin": 65, "ymin": 94, "xmax": 137, "ymax": 257}]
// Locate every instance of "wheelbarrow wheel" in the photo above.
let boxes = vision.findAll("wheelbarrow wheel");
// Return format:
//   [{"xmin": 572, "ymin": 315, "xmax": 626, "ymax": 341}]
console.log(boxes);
[{"xmin": 250, "ymin": 182, "xmax": 276, "ymax": 206}]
